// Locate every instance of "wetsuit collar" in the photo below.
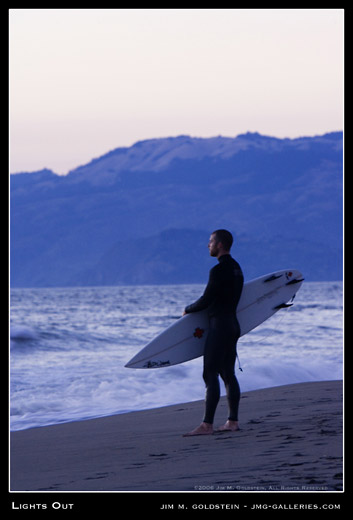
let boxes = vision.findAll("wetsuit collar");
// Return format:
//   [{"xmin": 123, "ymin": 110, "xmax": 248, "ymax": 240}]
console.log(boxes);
[{"xmin": 218, "ymin": 254, "xmax": 231, "ymax": 262}]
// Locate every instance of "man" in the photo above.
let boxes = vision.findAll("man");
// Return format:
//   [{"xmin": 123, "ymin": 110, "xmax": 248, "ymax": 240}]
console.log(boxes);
[{"xmin": 183, "ymin": 229, "xmax": 244, "ymax": 436}]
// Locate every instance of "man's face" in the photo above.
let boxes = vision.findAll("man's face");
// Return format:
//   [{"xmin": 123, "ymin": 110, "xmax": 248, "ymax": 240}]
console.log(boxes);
[{"xmin": 208, "ymin": 234, "xmax": 220, "ymax": 257}]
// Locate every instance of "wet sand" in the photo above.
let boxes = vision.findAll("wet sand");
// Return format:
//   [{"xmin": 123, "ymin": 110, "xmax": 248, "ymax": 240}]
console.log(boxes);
[{"xmin": 10, "ymin": 380, "xmax": 343, "ymax": 492}]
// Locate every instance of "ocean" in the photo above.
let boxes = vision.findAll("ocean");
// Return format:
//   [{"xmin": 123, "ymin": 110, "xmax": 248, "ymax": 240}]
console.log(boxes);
[{"xmin": 10, "ymin": 282, "xmax": 343, "ymax": 431}]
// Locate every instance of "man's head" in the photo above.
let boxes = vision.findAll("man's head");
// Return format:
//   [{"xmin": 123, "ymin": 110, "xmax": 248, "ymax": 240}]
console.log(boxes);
[{"xmin": 208, "ymin": 229, "xmax": 234, "ymax": 257}]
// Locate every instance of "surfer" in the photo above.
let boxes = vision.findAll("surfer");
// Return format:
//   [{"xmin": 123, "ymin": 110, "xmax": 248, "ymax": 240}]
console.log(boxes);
[{"xmin": 182, "ymin": 229, "xmax": 244, "ymax": 436}]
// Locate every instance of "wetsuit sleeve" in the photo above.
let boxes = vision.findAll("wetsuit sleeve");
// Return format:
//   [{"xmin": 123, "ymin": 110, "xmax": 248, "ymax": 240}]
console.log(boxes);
[{"xmin": 184, "ymin": 267, "xmax": 219, "ymax": 314}]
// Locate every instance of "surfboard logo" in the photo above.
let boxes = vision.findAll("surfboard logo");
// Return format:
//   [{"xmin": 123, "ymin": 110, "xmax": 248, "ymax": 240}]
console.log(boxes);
[
  {"xmin": 143, "ymin": 360, "xmax": 171, "ymax": 368},
  {"xmin": 193, "ymin": 327, "xmax": 205, "ymax": 339}
]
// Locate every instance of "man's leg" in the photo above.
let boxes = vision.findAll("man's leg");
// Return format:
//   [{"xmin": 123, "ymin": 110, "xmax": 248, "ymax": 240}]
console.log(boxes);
[
  {"xmin": 202, "ymin": 328, "xmax": 222, "ymax": 424},
  {"xmin": 183, "ymin": 329, "xmax": 220, "ymax": 436},
  {"xmin": 218, "ymin": 342, "xmax": 241, "ymax": 431}
]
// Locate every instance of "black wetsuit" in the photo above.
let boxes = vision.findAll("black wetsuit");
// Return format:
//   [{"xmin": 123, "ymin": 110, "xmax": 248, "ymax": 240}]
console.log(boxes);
[{"xmin": 184, "ymin": 254, "xmax": 244, "ymax": 424}]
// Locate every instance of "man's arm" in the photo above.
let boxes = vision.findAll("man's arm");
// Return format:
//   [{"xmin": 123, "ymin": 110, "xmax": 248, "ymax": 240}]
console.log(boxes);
[{"xmin": 184, "ymin": 267, "xmax": 219, "ymax": 314}]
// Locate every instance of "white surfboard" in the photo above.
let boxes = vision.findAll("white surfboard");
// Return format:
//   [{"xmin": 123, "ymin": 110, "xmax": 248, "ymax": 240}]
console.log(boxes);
[{"xmin": 125, "ymin": 269, "xmax": 304, "ymax": 369}]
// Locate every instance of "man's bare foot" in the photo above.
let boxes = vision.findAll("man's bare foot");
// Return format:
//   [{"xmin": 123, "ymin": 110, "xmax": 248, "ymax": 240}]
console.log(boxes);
[
  {"xmin": 216, "ymin": 420, "xmax": 240, "ymax": 432},
  {"xmin": 183, "ymin": 422, "xmax": 214, "ymax": 437}
]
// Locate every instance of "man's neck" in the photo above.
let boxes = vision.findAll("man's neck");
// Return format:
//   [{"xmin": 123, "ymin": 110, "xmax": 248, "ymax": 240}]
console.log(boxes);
[{"xmin": 217, "ymin": 250, "xmax": 230, "ymax": 260}]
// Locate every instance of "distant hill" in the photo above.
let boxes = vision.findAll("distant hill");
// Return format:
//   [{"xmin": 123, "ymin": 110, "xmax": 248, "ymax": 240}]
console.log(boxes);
[{"xmin": 10, "ymin": 132, "xmax": 343, "ymax": 287}]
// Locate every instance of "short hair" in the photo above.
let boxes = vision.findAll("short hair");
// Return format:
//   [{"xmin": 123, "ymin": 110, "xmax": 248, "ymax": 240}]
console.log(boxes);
[{"xmin": 212, "ymin": 229, "xmax": 234, "ymax": 251}]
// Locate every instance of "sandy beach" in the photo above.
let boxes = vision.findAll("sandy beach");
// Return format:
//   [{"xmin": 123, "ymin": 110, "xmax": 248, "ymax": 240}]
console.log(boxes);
[{"xmin": 10, "ymin": 381, "xmax": 343, "ymax": 493}]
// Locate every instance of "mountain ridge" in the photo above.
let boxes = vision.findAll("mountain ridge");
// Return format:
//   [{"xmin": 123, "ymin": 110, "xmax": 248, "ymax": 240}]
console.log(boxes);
[{"xmin": 10, "ymin": 131, "xmax": 343, "ymax": 287}]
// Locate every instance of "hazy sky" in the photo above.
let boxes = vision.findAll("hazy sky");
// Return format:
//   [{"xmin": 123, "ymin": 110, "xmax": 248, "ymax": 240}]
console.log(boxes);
[{"xmin": 10, "ymin": 8, "xmax": 344, "ymax": 174}]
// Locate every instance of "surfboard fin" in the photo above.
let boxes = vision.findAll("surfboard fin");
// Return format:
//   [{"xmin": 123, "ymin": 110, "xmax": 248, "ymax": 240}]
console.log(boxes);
[
  {"xmin": 273, "ymin": 302, "xmax": 294, "ymax": 310},
  {"xmin": 264, "ymin": 274, "xmax": 283, "ymax": 282},
  {"xmin": 286, "ymin": 278, "xmax": 305, "ymax": 286}
]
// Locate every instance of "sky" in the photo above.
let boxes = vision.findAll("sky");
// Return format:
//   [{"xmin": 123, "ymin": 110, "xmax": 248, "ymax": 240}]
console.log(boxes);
[{"xmin": 9, "ymin": 8, "xmax": 344, "ymax": 175}]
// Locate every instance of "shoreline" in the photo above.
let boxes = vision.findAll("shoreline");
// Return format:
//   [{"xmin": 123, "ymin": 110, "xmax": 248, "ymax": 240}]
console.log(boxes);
[{"xmin": 10, "ymin": 381, "xmax": 343, "ymax": 492}]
